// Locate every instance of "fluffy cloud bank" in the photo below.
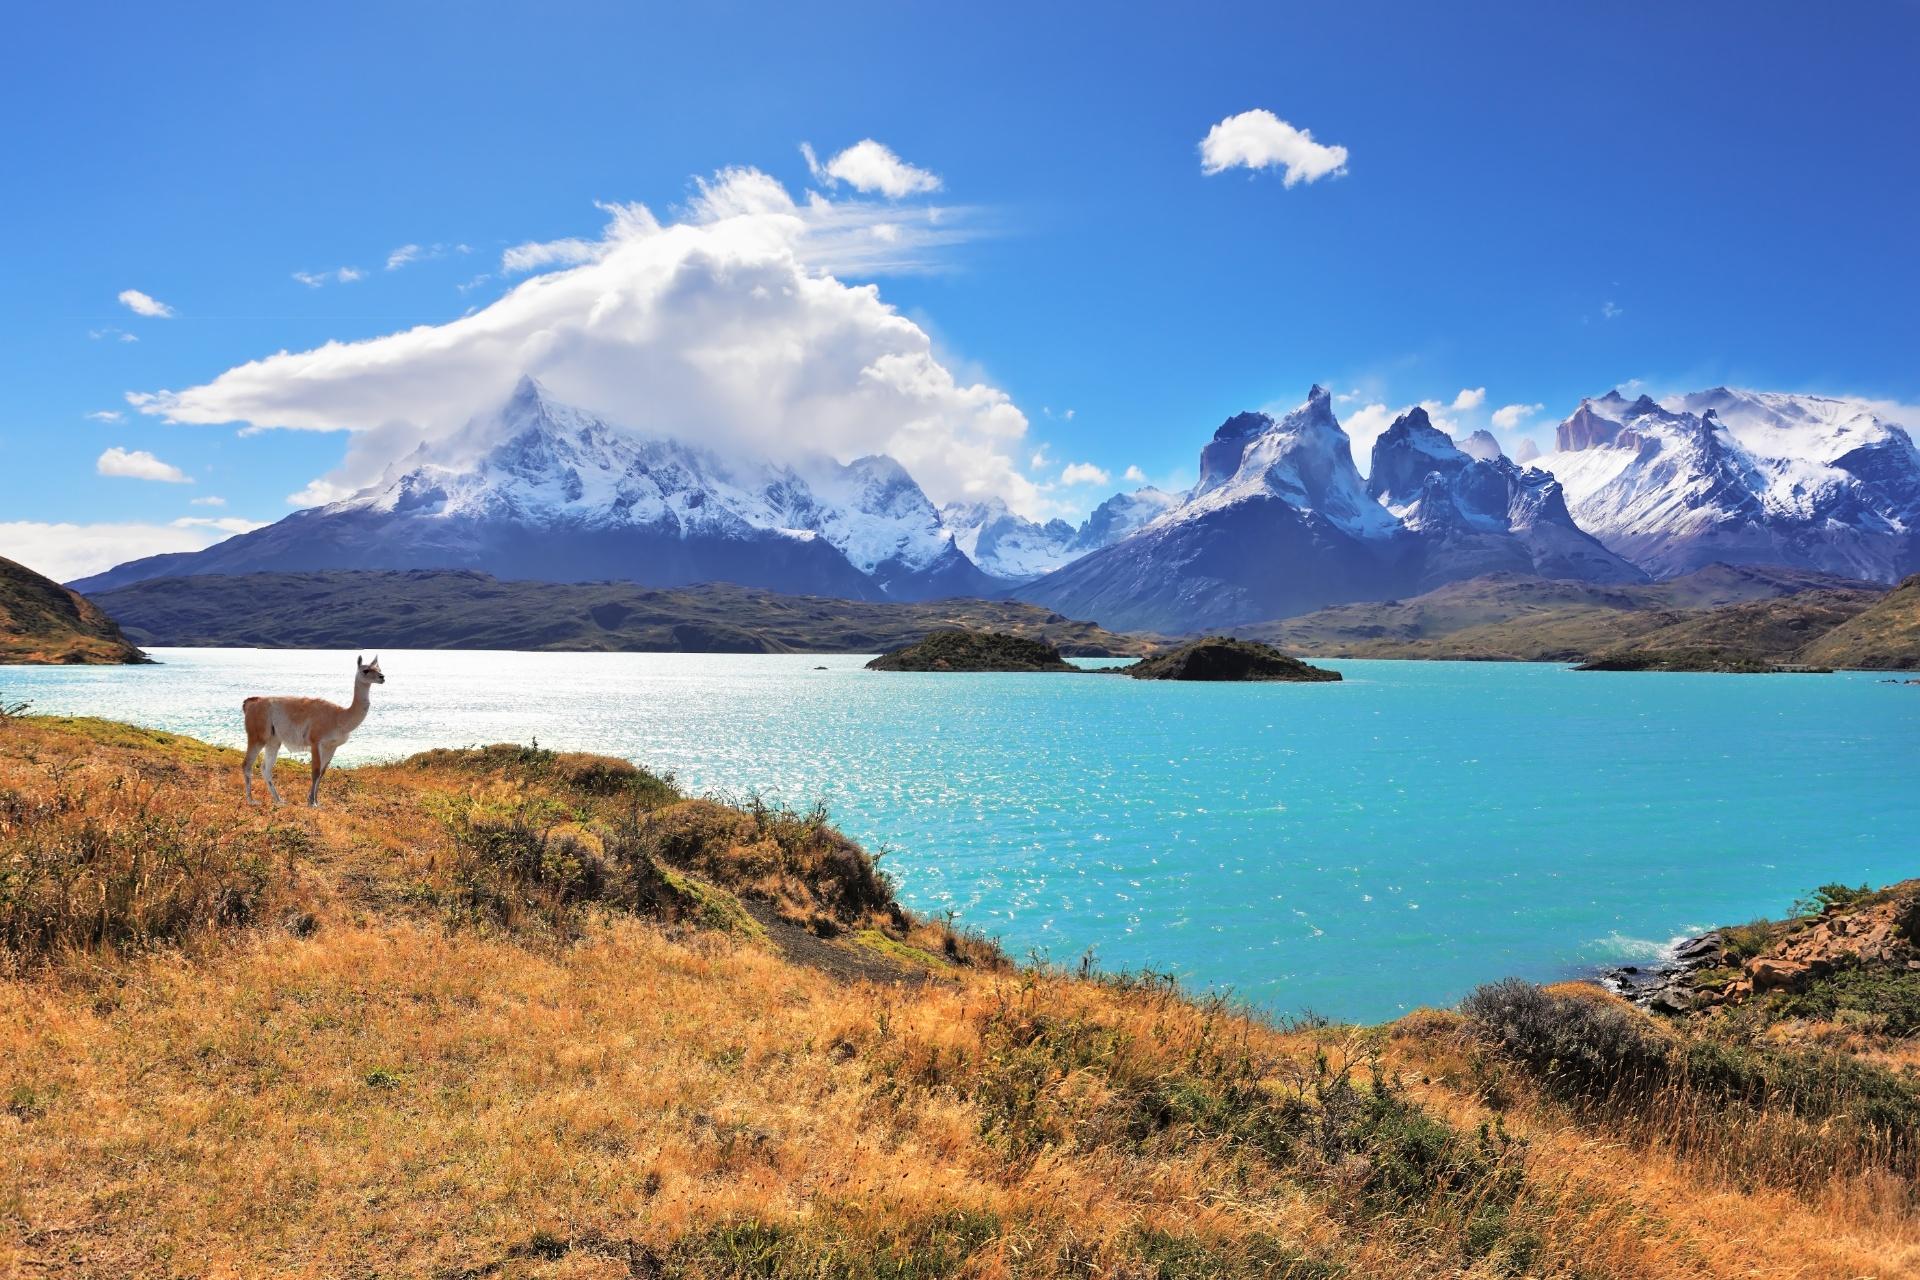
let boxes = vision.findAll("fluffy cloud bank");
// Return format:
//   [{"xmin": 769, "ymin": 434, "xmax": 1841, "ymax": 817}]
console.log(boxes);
[
  {"xmin": 133, "ymin": 167, "xmax": 1045, "ymax": 514},
  {"xmin": 0, "ymin": 518, "xmax": 264, "ymax": 582},
  {"xmin": 1199, "ymin": 110, "xmax": 1348, "ymax": 186}
]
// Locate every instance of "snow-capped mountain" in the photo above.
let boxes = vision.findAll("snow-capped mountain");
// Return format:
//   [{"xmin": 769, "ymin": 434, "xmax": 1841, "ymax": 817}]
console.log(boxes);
[
  {"xmin": 1458, "ymin": 429, "xmax": 1505, "ymax": 462},
  {"xmin": 1367, "ymin": 407, "xmax": 1642, "ymax": 589},
  {"xmin": 939, "ymin": 486, "xmax": 1178, "ymax": 582},
  {"xmin": 1017, "ymin": 388, "xmax": 1643, "ymax": 633},
  {"xmin": 938, "ymin": 498, "xmax": 1078, "ymax": 582},
  {"xmin": 1535, "ymin": 388, "xmax": 1920, "ymax": 581},
  {"xmin": 75, "ymin": 378, "xmax": 990, "ymax": 599},
  {"xmin": 1019, "ymin": 388, "xmax": 1411, "ymax": 631}
]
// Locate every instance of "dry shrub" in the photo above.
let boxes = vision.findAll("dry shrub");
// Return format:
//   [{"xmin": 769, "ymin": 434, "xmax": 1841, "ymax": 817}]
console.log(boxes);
[
  {"xmin": 0, "ymin": 766, "xmax": 278, "ymax": 970},
  {"xmin": 1462, "ymin": 978, "xmax": 1920, "ymax": 1196}
]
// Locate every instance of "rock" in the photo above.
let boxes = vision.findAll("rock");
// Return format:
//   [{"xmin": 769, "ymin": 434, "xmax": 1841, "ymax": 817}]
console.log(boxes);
[
  {"xmin": 1746, "ymin": 957, "xmax": 1810, "ymax": 992},
  {"xmin": 1125, "ymin": 637, "xmax": 1342, "ymax": 683}
]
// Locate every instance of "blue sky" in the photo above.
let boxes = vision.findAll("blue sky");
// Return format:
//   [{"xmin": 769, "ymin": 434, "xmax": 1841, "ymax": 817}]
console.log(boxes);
[{"xmin": 4, "ymin": 2, "xmax": 1918, "ymax": 579}]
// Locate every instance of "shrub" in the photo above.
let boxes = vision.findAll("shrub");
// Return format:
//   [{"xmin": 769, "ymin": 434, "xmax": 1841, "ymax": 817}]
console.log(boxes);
[
  {"xmin": 1769, "ymin": 966, "xmax": 1920, "ymax": 1037},
  {"xmin": 0, "ymin": 774, "xmax": 273, "ymax": 967},
  {"xmin": 1462, "ymin": 980, "xmax": 1920, "ymax": 1188}
]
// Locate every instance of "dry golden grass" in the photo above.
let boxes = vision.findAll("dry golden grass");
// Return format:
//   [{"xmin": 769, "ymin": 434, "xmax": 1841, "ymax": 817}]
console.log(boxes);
[{"xmin": 2, "ymin": 715, "xmax": 1916, "ymax": 1277}]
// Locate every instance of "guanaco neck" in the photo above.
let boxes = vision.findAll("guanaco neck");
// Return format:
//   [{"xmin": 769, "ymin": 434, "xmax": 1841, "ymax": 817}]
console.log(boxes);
[{"xmin": 344, "ymin": 676, "xmax": 374, "ymax": 730}]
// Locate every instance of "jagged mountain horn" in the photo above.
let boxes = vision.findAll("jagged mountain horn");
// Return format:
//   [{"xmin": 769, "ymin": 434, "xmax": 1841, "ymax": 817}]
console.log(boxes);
[
  {"xmin": 1018, "ymin": 387, "xmax": 1641, "ymax": 634},
  {"xmin": 1367, "ymin": 406, "xmax": 1644, "ymax": 590}
]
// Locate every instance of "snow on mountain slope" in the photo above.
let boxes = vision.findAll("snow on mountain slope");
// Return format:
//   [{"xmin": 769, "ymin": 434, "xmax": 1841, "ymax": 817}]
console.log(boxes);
[
  {"xmin": 1536, "ymin": 388, "xmax": 1920, "ymax": 581},
  {"xmin": 1179, "ymin": 387, "xmax": 1401, "ymax": 537},
  {"xmin": 940, "ymin": 486, "xmax": 1180, "ymax": 582},
  {"xmin": 1018, "ymin": 387, "xmax": 1647, "ymax": 633},
  {"xmin": 75, "ymin": 378, "xmax": 985, "ymax": 599},
  {"xmin": 939, "ymin": 498, "xmax": 1078, "ymax": 581},
  {"xmin": 1016, "ymin": 389, "xmax": 1412, "ymax": 632},
  {"xmin": 1367, "ymin": 407, "xmax": 1643, "ymax": 588}
]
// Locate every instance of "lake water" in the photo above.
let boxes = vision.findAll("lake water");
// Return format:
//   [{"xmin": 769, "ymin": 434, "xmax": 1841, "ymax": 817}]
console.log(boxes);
[{"xmin": 5, "ymin": 649, "xmax": 1915, "ymax": 1021}]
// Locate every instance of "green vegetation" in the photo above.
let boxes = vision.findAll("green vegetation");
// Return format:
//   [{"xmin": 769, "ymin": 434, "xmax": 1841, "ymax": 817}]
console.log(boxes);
[
  {"xmin": 865, "ymin": 629, "xmax": 1079, "ymax": 672},
  {"xmin": 1125, "ymin": 636, "xmax": 1342, "ymax": 682},
  {"xmin": 90, "ymin": 569, "xmax": 1156, "ymax": 655},
  {"xmin": 0, "ymin": 553, "xmax": 146, "ymax": 664}
]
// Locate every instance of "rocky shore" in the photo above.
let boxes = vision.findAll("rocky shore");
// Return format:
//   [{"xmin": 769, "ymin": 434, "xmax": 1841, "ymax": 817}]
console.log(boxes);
[{"xmin": 1604, "ymin": 880, "xmax": 1920, "ymax": 1015}]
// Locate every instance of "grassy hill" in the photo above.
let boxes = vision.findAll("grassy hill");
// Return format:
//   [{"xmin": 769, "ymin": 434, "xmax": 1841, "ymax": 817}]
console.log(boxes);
[
  {"xmin": 1, "ymin": 715, "xmax": 1916, "ymax": 1276},
  {"xmin": 1245, "ymin": 566, "xmax": 1908, "ymax": 667},
  {"xmin": 1800, "ymin": 574, "xmax": 1920, "ymax": 670},
  {"xmin": 0, "ymin": 554, "xmax": 145, "ymax": 664},
  {"xmin": 91, "ymin": 570, "xmax": 1156, "ymax": 656}
]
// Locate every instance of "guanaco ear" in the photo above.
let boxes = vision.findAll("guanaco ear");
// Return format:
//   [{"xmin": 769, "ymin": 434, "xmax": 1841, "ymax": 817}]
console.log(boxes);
[{"xmin": 356, "ymin": 654, "xmax": 365, "ymax": 669}]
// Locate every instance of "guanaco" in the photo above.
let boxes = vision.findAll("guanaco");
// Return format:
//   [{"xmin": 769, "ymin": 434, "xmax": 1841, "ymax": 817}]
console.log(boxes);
[{"xmin": 242, "ymin": 655, "xmax": 385, "ymax": 806}]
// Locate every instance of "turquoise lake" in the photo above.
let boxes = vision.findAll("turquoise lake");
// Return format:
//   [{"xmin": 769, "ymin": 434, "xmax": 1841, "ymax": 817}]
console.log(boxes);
[{"xmin": 5, "ymin": 649, "xmax": 1915, "ymax": 1021}]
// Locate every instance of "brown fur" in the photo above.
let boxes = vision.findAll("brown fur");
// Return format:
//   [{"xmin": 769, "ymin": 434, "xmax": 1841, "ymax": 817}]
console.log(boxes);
[{"xmin": 242, "ymin": 656, "xmax": 384, "ymax": 806}]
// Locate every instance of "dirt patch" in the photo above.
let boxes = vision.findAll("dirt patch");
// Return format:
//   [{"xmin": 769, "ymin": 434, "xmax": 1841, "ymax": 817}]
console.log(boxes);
[{"xmin": 742, "ymin": 901, "xmax": 932, "ymax": 987}]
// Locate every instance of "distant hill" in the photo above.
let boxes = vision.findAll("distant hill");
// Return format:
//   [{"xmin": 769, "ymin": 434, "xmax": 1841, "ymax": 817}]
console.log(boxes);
[
  {"xmin": 90, "ymin": 570, "xmax": 1156, "ymax": 656},
  {"xmin": 1243, "ymin": 565, "xmax": 1871, "ymax": 662},
  {"xmin": 0, "ymin": 555, "xmax": 145, "ymax": 664},
  {"xmin": 1799, "ymin": 574, "xmax": 1920, "ymax": 670}
]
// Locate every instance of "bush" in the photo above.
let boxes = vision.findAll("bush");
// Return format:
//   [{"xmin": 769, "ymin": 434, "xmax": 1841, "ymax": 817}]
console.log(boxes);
[
  {"xmin": 1461, "ymin": 980, "xmax": 1920, "ymax": 1186},
  {"xmin": 0, "ymin": 775, "xmax": 273, "ymax": 967},
  {"xmin": 1769, "ymin": 966, "xmax": 1920, "ymax": 1037},
  {"xmin": 1458, "ymin": 979, "xmax": 1670, "ymax": 1102}
]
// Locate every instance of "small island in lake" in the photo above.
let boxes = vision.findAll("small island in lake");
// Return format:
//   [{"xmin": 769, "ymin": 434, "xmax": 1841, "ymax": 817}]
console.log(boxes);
[
  {"xmin": 1574, "ymin": 649, "xmax": 1832, "ymax": 674},
  {"xmin": 865, "ymin": 629, "xmax": 1080, "ymax": 672},
  {"xmin": 1125, "ymin": 636, "xmax": 1342, "ymax": 682}
]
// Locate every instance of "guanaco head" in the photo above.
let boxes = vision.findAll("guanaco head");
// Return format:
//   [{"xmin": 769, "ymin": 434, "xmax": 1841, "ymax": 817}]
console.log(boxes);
[{"xmin": 357, "ymin": 655, "xmax": 386, "ymax": 685}]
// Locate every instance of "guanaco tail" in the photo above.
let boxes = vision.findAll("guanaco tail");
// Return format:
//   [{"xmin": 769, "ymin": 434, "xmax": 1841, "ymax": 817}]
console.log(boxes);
[{"xmin": 242, "ymin": 655, "xmax": 385, "ymax": 806}]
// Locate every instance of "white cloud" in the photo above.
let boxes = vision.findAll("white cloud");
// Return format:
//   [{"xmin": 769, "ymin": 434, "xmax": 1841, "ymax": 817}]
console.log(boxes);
[
  {"xmin": 189, "ymin": 495, "xmax": 227, "ymax": 506},
  {"xmin": 387, "ymin": 244, "xmax": 421, "ymax": 270},
  {"xmin": 803, "ymin": 139, "xmax": 942, "ymax": 198},
  {"xmin": 96, "ymin": 447, "xmax": 192, "ymax": 484},
  {"xmin": 1341, "ymin": 403, "xmax": 1395, "ymax": 472},
  {"xmin": 171, "ymin": 516, "xmax": 264, "ymax": 534},
  {"xmin": 0, "ymin": 519, "xmax": 256, "ymax": 582},
  {"xmin": 140, "ymin": 169, "xmax": 1039, "ymax": 514},
  {"xmin": 1123, "ymin": 464, "xmax": 1148, "ymax": 484},
  {"xmin": 286, "ymin": 477, "xmax": 356, "ymax": 507},
  {"xmin": 86, "ymin": 410, "xmax": 124, "ymax": 423},
  {"xmin": 1199, "ymin": 109, "xmax": 1348, "ymax": 186},
  {"xmin": 1601, "ymin": 300, "xmax": 1622, "ymax": 320},
  {"xmin": 1450, "ymin": 387, "xmax": 1486, "ymax": 411},
  {"xmin": 1060, "ymin": 462, "xmax": 1110, "ymax": 487},
  {"xmin": 1491, "ymin": 402, "xmax": 1544, "ymax": 431},
  {"xmin": 88, "ymin": 327, "xmax": 140, "ymax": 343},
  {"xmin": 118, "ymin": 289, "xmax": 174, "ymax": 318},
  {"xmin": 293, "ymin": 266, "xmax": 365, "ymax": 288}
]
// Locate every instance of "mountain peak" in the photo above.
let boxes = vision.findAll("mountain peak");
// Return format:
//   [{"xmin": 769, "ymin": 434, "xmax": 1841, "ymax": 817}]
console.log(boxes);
[
  {"xmin": 1212, "ymin": 411, "xmax": 1275, "ymax": 443},
  {"xmin": 508, "ymin": 373, "xmax": 552, "ymax": 406}
]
